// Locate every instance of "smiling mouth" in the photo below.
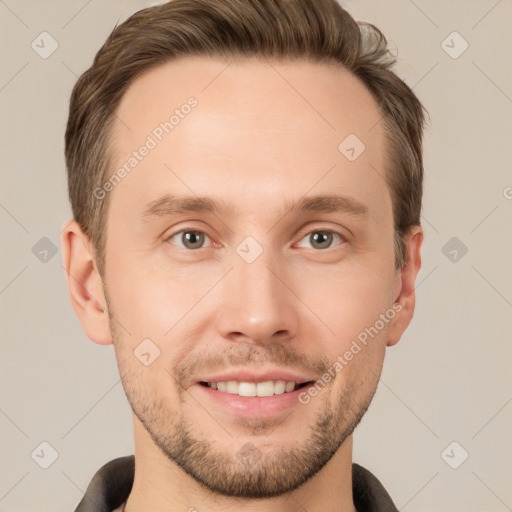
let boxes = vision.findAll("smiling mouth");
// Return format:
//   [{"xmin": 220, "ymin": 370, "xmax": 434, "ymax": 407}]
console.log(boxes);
[{"xmin": 199, "ymin": 380, "xmax": 314, "ymax": 397}]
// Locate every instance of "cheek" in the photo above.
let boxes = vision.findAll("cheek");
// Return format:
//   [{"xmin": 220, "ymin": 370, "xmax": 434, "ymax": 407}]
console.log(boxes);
[
  {"xmin": 105, "ymin": 254, "xmax": 171, "ymax": 345},
  {"xmin": 105, "ymin": 253, "xmax": 221, "ymax": 352},
  {"xmin": 296, "ymin": 261, "xmax": 395, "ymax": 346}
]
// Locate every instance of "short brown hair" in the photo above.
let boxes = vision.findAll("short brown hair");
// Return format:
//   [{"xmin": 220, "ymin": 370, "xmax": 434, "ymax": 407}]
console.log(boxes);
[{"xmin": 65, "ymin": 0, "xmax": 428, "ymax": 278}]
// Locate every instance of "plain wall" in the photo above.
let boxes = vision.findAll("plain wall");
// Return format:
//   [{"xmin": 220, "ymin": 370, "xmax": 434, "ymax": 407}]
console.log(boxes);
[{"xmin": 1, "ymin": 1, "xmax": 511, "ymax": 510}]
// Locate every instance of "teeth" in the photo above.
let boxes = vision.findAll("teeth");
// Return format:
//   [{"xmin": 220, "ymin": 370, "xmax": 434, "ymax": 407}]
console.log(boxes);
[
  {"xmin": 226, "ymin": 381, "xmax": 238, "ymax": 394},
  {"xmin": 207, "ymin": 380, "xmax": 300, "ymax": 396},
  {"xmin": 239, "ymin": 382, "xmax": 257, "ymax": 397},
  {"xmin": 273, "ymin": 380, "xmax": 285, "ymax": 394},
  {"xmin": 256, "ymin": 381, "xmax": 274, "ymax": 397}
]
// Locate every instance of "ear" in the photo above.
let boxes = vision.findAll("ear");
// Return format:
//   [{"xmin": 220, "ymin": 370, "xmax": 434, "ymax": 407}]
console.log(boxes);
[
  {"xmin": 61, "ymin": 219, "xmax": 113, "ymax": 345},
  {"xmin": 387, "ymin": 225, "xmax": 423, "ymax": 347}
]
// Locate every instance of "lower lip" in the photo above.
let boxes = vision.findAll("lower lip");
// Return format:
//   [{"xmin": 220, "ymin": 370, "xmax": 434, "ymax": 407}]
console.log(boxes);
[{"xmin": 195, "ymin": 383, "xmax": 313, "ymax": 418}]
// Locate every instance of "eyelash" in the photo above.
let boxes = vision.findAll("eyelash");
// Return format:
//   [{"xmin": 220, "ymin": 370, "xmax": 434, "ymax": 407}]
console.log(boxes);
[{"xmin": 165, "ymin": 227, "xmax": 346, "ymax": 251}]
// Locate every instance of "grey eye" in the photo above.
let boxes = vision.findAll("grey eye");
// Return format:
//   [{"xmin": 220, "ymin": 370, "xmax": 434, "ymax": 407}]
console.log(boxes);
[
  {"xmin": 168, "ymin": 230, "xmax": 210, "ymax": 250},
  {"xmin": 296, "ymin": 230, "xmax": 344, "ymax": 250}
]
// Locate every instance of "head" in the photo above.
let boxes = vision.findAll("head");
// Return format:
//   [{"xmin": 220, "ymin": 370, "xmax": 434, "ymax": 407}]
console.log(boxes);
[{"xmin": 62, "ymin": 0, "xmax": 426, "ymax": 500}]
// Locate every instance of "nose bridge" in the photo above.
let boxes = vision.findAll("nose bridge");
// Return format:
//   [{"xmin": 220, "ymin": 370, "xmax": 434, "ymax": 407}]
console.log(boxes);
[{"xmin": 216, "ymin": 244, "xmax": 297, "ymax": 343}]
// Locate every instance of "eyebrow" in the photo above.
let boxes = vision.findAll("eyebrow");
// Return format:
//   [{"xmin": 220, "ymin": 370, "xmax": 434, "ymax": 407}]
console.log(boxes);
[{"xmin": 139, "ymin": 193, "xmax": 369, "ymax": 223}]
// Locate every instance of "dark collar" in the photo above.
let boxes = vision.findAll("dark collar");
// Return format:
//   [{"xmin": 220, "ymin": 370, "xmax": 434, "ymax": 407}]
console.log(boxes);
[{"xmin": 74, "ymin": 455, "xmax": 398, "ymax": 512}]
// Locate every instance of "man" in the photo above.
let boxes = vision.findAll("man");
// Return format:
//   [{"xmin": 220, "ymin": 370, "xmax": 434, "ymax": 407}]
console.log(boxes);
[{"xmin": 61, "ymin": 0, "xmax": 427, "ymax": 510}]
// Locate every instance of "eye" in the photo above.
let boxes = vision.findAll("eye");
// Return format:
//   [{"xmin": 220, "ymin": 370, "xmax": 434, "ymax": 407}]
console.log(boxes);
[
  {"xmin": 167, "ymin": 229, "xmax": 212, "ymax": 250},
  {"xmin": 166, "ymin": 227, "xmax": 345, "ymax": 251},
  {"xmin": 295, "ymin": 229, "xmax": 345, "ymax": 250}
]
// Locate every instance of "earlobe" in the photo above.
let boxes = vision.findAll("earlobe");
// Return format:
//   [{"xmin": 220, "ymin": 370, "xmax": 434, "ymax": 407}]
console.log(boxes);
[
  {"xmin": 387, "ymin": 226, "xmax": 423, "ymax": 347},
  {"xmin": 61, "ymin": 219, "xmax": 113, "ymax": 346}
]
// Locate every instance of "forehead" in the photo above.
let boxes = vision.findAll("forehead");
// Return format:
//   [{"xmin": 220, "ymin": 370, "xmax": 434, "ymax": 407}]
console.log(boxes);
[{"xmin": 108, "ymin": 56, "xmax": 390, "ymax": 227}]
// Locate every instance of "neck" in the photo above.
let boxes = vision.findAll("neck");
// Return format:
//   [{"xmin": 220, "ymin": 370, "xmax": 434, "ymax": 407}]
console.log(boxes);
[{"xmin": 124, "ymin": 414, "xmax": 357, "ymax": 512}]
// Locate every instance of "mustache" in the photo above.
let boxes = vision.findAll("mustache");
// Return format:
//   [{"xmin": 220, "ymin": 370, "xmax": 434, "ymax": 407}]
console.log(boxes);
[{"xmin": 174, "ymin": 341, "xmax": 331, "ymax": 386}]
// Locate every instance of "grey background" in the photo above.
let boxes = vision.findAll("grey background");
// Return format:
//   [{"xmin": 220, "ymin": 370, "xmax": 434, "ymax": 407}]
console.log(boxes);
[{"xmin": 1, "ymin": 0, "xmax": 511, "ymax": 510}]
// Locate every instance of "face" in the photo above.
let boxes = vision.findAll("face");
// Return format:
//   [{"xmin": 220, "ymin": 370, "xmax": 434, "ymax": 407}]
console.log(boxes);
[{"xmin": 99, "ymin": 56, "xmax": 407, "ymax": 498}]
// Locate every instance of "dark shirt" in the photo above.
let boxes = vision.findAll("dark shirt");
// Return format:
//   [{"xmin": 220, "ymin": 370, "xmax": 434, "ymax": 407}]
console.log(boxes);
[{"xmin": 74, "ymin": 455, "xmax": 399, "ymax": 512}]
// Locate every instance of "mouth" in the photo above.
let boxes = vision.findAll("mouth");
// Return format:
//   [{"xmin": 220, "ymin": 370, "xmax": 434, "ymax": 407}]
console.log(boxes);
[
  {"xmin": 199, "ymin": 380, "xmax": 315, "ymax": 397},
  {"xmin": 195, "ymin": 378, "xmax": 317, "ymax": 419}
]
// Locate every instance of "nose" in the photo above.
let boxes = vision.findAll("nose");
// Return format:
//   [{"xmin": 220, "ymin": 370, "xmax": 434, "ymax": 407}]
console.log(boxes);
[{"xmin": 214, "ymin": 250, "xmax": 299, "ymax": 346}]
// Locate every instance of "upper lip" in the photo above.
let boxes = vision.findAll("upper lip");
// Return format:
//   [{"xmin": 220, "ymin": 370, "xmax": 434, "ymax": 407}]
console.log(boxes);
[{"xmin": 195, "ymin": 368, "xmax": 317, "ymax": 385}]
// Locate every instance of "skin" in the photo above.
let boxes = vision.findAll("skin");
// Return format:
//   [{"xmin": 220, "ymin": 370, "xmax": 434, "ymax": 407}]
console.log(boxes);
[{"xmin": 62, "ymin": 56, "xmax": 422, "ymax": 512}]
